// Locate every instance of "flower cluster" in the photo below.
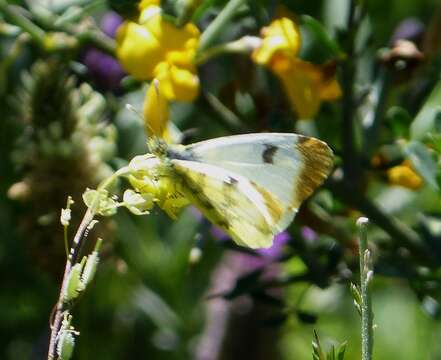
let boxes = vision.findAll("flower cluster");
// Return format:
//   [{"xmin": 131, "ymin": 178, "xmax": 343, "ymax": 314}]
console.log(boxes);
[
  {"xmin": 116, "ymin": 0, "xmax": 200, "ymax": 102},
  {"xmin": 252, "ymin": 16, "xmax": 341, "ymax": 119}
]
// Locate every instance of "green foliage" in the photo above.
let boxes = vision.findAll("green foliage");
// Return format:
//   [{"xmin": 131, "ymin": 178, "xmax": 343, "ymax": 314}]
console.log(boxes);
[{"xmin": 312, "ymin": 330, "xmax": 347, "ymax": 360}]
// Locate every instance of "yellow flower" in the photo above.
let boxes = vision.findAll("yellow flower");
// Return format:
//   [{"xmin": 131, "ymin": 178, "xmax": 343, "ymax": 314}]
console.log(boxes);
[
  {"xmin": 252, "ymin": 17, "xmax": 341, "ymax": 119},
  {"xmin": 138, "ymin": 0, "xmax": 160, "ymax": 10},
  {"xmin": 154, "ymin": 62, "xmax": 199, "ymax": 101},
  {"xmin": 116, "ymin": 6, "xmax": 200, "ymax": 101},
  {"xmin": 387, "ymin": 160, "xmax": 423, "ymax": 190},
  {"xmin": 272, "ymin": 57, "xmax": 341, "ymax": 119},
  {"xmin": 252, "ymin": 17, "xmax": 301, "ymax": 65}
]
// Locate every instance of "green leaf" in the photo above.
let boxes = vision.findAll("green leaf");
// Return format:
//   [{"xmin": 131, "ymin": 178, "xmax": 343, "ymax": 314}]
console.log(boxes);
[
  {"xmin": 82, "ymin": 189, "xmax": 119, "ymax": 216},
  {"xmin": 299, "ymin": 15, "xmax": 342, "ymax": 63},
  {"xmin": 63, "ymin": 263, "xmax": 84, "ymax": 302},
  {"xmin": 312, "ymin": 330, "xmax": 326, "ymax": 360},
  {"xmin": 326, "ymin": 346, "xmax": 335, "ymax": 360},
  {"xmin": 410, "ymin": 81, "xmax": 441, "ymax": 141},
  {"xmin": 337, "ymin": 341, "xmax": 347, "ymax": 360},
  {"xmin": 404, "ymin": 141, "xmax": 439, "ymax": 190}
]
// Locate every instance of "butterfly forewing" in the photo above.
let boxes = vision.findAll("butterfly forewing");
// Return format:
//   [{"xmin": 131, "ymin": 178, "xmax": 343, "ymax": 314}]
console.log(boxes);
[{"xmin": 175, "ymin": 133, "xmax": 333, "ymax": 220}]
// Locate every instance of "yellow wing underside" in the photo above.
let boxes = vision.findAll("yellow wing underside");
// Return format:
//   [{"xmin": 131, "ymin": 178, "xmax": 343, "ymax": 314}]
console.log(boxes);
[{"xmin": 172, "ymin": 159, "xmax": 292, "ymax": 249}]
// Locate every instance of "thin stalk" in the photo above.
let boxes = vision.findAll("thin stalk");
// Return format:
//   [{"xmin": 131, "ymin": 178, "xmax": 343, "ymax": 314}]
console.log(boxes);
[
  {"xmin": 198, "ymin": 0, "xmax": 248, "ymax": 52},
  {"xmin": 196, "ymin": 36, "xmax": 260, "ymax": 65},
  {"xmin": 357, "ymin": 217, "xmax": 373, "ymax": 360},
  {"xmin": 341, "ymin": 0, "xmax": 360, "ymax": 183},
  {"xmin": 47, "ymin": 209, "xmax": 95, "ymax": 360},
  {"xmin": 47, "ymin": 169, "xmax": 127, "ymax": 359}
]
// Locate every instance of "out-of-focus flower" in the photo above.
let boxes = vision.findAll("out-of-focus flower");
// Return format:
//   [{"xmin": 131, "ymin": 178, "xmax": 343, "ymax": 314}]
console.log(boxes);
[
  {"xmin": 271, "ymin": 58, "xmax": 341, "ymax": 119},
  {"xmin": 101, "ymin": 12, "xmax": 124, "ymax": 38},
  {"xmin": 252, "ymin": 17, "xmax": 301, "ymax": 65},
  {"xmin": 211, "ymin": 230, "xmax": 291, "ymax": 272},
  {"xmin": 139, "ymin": 0, "xmax": 160, "ymax": 10},
  {"xmin": 301, "ymin": 226, "xmax": 317, "ymax": 243},
  {"xmin": 252, "ymin": 17, "xmax": 341, "ymax": 119},
  {"xmin": 387, "ymin": 160, "xmax": 423, "ymax": 190},
  {"xmin": 116, "ymin": 3, "xmax": 200, "ymax": 101},
  {"xmin": 390, "ymin": 18, "xmax": 425, "ymax": 46},
  {"xmin": 81, "ymin": 12, "xmax": 125, "ymax": 92}
]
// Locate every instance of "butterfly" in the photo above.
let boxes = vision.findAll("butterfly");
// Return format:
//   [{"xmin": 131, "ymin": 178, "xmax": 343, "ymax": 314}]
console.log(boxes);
[{"xmin": 127, "ymin": 132, "xmax": 333, "ymax": 249}]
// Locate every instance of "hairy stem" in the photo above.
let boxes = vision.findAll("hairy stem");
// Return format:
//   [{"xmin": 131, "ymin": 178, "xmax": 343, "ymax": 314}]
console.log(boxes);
[
  {"xmin": 357, "ymin": 217, "xmax": 373, "ymax": 360},
  {"xmin": 47, "ymin": 169, "xmax": 126, "ymax": 359},
  {"xmin": 47, "ymin": 209, "xmax": 95, "ymax": 360}
]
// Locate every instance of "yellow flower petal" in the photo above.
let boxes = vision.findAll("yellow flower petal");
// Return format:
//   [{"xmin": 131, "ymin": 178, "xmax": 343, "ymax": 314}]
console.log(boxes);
[
  {"xmin": 116, "ymin": 21, "xmax": 165, "ymax": 79},
  {"xmin": 387, "ymin": 161, "xmax": 423, "ymax": 190},
  {"xmin": 143, "ymin": 80, "xmax": 169, "ymax": 139},
  {"xmin": 138, "ymin": 0, "xmax": 161, "ymax": 11},
  {"xmin": 154, "ymin": 62, "xmax": 199, "ymax": 102},
  {"xmin": 252, "ymin": 17, "xmax": 301, "ymax": 65},
  {"xmin": 270, "ymin": 58, "xmax": 341, "ymax": 119}
]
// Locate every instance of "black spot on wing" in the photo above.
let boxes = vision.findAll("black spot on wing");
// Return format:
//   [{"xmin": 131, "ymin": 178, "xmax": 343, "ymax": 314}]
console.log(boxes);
[
  {"xmin": 167, "ymin": 147, "xmax": 198, "ymax": 161},
  {"xmin": 216, "ymin": 219, "xmax": 229, "ymax": 229},
  {"xmin": 225, "ymin": 176, "xmax": 239, "ymax": 186},
  {"xmin": 262, "ymin": 144, "xmax": 278, "ymax": 164}
]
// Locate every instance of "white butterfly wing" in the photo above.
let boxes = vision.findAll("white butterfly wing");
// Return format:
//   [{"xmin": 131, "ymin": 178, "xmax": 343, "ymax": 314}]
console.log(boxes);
[
  {"xmin": 171, "ymin": 159, "xmax": 285, "ymax": 248},
  {"xmin": 172, "ymin": 133, "xmax": 333, "ymax": 232}
]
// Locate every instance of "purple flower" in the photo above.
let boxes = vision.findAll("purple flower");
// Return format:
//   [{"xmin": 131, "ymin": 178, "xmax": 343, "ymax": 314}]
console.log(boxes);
[
  {"xmin": 301, "ymin": 226, "xmax": 317, "ymax": 243},
  {"xmin": 101, "ymin": 12, "xmax": 123, "ymax": 38},
  {"xmin": 80, "ymin": 12, "xmax": 125, "ymax": 92},
  {"xmin": 230, "ymin": 231, "xmax": 291, "ymax": 275},
  {"xmin": 257, "ymin": 231, "xmax": 290, "ymax": 260},
  {"xmin": 390, "ymin": 18, "xmax": 424, "ymax": 46}
]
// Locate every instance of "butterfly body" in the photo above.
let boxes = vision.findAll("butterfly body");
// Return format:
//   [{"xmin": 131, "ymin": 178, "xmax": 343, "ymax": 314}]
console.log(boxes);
[{"xmin": 129, "ymin": 133, "xmax": 333, "ymax": 248}]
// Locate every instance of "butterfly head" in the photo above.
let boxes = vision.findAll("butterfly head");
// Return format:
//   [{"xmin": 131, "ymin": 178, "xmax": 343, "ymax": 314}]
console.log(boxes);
[{"xmin": 147, "ymin": 136, "xmax": 169, "ymax": 159}]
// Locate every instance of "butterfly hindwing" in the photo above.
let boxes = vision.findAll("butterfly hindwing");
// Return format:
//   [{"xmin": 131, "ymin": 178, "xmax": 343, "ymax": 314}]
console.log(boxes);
[{"xmin": 171, "ymin": 159, "xmax": 282, "ymax": 248}]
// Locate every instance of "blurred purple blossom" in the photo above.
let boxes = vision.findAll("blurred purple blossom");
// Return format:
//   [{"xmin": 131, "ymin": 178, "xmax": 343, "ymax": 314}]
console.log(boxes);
[
  {"xmin": 231, "ymin": 231, "xmax": 291, "ymax": 275},
  {"xmin": 257, "ymin": 231, "xmax": 290, "ymax": 260},
  {"xmin": 101, "ymin": 12, "xmax": 123, "ymax": 38},
  {"xmin": 81, "ymin": 12, "xmax": 125, "ymax": 92},
  {"xmin": 390, "ymin": 18, "xmax": 425, "ymax": 46},
  {"xmin": 301, "ymin": 226, "xmax": 317, "ymax": 243}
]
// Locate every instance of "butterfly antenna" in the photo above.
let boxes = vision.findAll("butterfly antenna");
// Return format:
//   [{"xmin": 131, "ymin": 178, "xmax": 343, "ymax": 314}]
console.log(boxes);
[{"xmin": 125, "ymin": 103, "xmax": 157, "ymax": 151}]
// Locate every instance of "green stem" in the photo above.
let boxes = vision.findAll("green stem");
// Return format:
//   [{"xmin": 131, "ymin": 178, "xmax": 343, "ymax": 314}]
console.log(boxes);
[
  {"xmin": 357, "ymin": 217, "xmax": 373, "ymax": 360},
  {"xmin": 32, "ymin": 6, "xmax": 116, "ymax": 55},
  {"xmin": 63, "ymin": 225, "xmax": 69, "ymax": 258},
  {"xmin": 196, "ymin": 36, "xmax": 259, "ymax": 64},
  {"xmin": 341, "ymin": 0, "xmax": 361, "ymax": 184},
  {"xmin": 47, "ymin": 168, "xmax": 127, "ymax": 360},
  {"xmin": 0, "ymin": 0, "xmax": 45, "ymax": 46},
  {"xmin": 0, "ymin": 33, "xmax": 28, "ymax": 95},
  {"xmin": 201, "ymin": 92, "xmax": 246, "ymax": 133},
  {"xmin": 198, "ymin": 0, "xmax": 248, "ymax": 52}
]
